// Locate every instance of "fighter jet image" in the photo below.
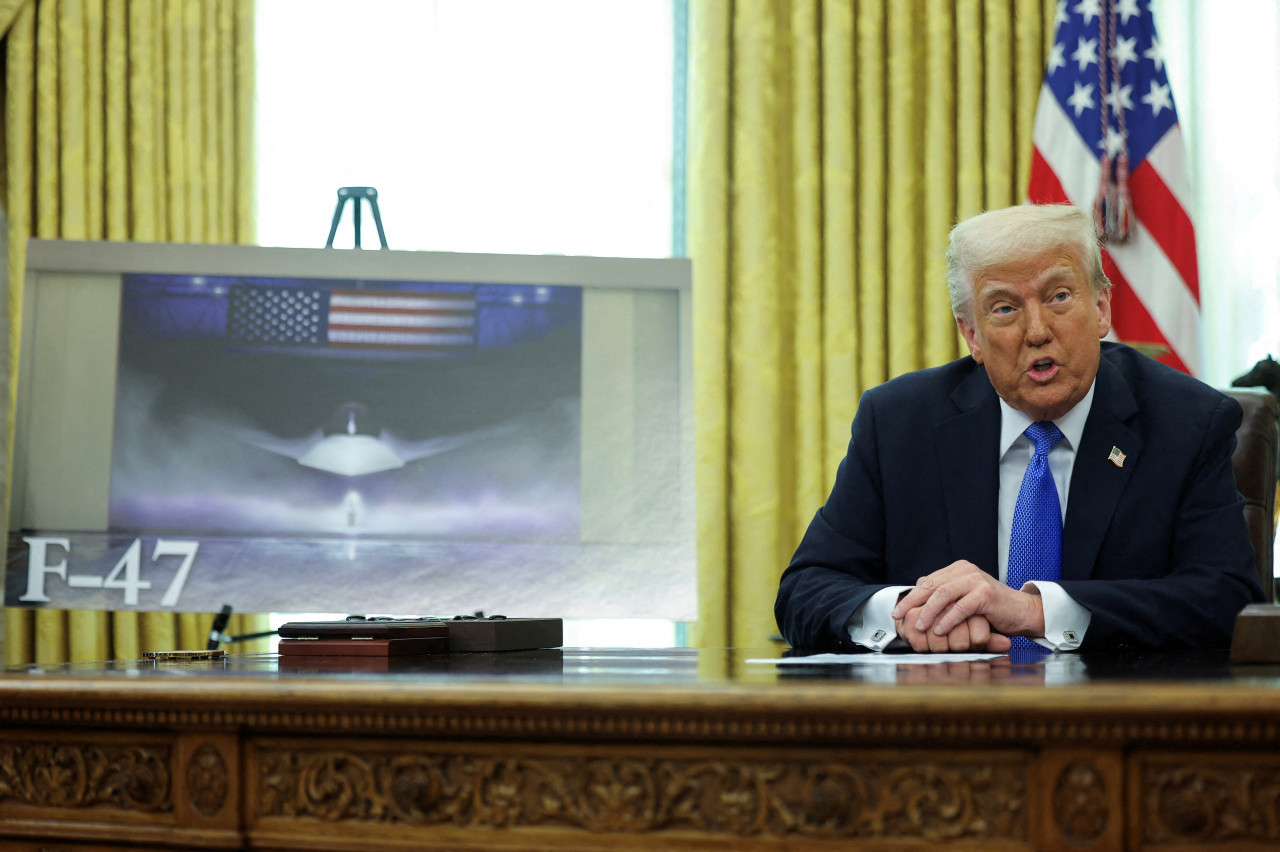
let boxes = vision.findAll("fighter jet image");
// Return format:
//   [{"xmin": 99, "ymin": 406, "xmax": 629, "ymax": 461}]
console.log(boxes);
[{"xmin": 233, "ymin": 402, "xmax": 514, "ymax": 477}]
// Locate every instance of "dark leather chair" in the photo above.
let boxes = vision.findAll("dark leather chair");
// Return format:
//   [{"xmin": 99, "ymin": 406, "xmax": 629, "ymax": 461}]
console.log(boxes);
[{"xmin": 1226, "ymin": 390, "xmax": 1279, "ymax": 602}]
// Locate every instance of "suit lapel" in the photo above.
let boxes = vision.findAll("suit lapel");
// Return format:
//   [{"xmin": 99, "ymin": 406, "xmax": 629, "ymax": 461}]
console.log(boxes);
[
  {"xmin": 1061, "ymin": 357, "xmax": 1141, "ymax": 580},
  {"xmin": 937, "ymin": 366, "xmax": 1002, "ymax": 578}
]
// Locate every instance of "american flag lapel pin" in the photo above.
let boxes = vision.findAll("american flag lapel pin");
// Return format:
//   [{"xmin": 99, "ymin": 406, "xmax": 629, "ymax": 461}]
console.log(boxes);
[{"xmin": 1108, "ymin": 446, "xmax": 1126, "ymax": 468}]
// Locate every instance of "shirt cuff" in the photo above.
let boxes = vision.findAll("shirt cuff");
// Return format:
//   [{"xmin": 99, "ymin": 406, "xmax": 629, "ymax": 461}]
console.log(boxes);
[
  {"xmin": 1023, "ymin": 580, "xmax": 1090, "ymax": 651},
  {"xmin": 844, "ymin": 586, "xmax": 913, "ymax": 651}
]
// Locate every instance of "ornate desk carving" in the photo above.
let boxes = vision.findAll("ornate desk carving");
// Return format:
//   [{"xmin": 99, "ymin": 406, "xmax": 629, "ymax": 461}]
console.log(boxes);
[{"xmin": 0, "ymin": 649, "xmax": 1277, "ymax": 850}]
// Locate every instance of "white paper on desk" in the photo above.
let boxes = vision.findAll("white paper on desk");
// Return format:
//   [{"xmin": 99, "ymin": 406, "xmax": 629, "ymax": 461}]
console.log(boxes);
[{"xmin": 747, "ymin": 652, "xmax": 1004, "ymax": 665}]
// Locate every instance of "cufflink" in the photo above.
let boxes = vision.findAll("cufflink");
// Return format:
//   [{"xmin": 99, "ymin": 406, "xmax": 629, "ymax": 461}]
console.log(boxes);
[
  {"xmin": 871, "ymin": 629, "xmax": 887, "ymax": 642},
  {"xmin": 1063, "ymin": 629, "xmax": 1078, "ymax": 643}
]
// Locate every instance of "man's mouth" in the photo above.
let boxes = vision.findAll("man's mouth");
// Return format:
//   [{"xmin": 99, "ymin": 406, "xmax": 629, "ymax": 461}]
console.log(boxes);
[{"xmin": 1028, "ymin": 358, "xmax": 1059, "ymax": 381}]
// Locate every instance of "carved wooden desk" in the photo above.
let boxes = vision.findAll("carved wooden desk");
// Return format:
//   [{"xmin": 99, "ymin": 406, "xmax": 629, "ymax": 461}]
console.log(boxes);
[{"xmin": 2, "ymin": 648, "xmax": 1279, "ymax": 851}]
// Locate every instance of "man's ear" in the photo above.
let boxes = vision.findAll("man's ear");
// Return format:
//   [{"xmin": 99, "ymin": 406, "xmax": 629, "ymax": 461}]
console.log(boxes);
[
  {"xmin": 956, "ymin": 314, "xmax": 983, "ymax": 363},
  {"xmin": 1096, "ymin": 287, "xmax": 1114, "ymax": 338}
]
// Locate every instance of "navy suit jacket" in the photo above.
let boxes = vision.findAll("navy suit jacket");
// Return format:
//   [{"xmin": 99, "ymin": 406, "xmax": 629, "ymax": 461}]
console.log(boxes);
[{"xmin": 776, "ymin": 342, "xmax": 1264, "ymax": 652}]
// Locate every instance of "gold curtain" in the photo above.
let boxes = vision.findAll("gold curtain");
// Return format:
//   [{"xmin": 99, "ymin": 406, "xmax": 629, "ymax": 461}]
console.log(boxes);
[
  {"xmin": 0, "ymin": 0, "xmax": 263, "ymax": 665},
  {"xmin": 689, "ymin": 0, "xmax": 1056, "ymax": 650}
]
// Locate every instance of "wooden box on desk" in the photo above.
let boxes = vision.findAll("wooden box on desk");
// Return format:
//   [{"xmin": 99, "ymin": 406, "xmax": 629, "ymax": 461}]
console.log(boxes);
[
  {"xmin": 278, "ymin": 637, "xmax": 448, "ymax": 657},
  {"xmin": 1230, "ymin": 603, "xmax": 1280, "ymax": 662}
]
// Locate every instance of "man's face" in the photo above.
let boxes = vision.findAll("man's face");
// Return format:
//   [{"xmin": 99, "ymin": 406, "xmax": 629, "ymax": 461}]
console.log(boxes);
[{"xmin": 956, "ymin": 248, "xmax": 1112, "ymax": 422}]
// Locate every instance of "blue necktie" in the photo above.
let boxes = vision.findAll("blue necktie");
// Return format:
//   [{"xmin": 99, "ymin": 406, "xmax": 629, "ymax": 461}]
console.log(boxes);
[{"xmin": 1007, "ymin": 421, "xmax": 1064, "ymax": 655}]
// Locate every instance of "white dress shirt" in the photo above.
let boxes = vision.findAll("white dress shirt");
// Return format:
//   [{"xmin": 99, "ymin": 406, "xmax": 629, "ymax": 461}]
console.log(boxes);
[{"xmin": 847, "ymin": 385, "xmax": 1096, "ymax": 652}]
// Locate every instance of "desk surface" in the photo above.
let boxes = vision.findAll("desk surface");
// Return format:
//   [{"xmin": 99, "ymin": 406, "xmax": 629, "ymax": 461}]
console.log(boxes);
[
  {"xmin": 8, "ymin": 644, "xmax": 1280, "ymax": 685},
  {"xmin": 5, "ymin": 646, "xmax": 1280, "ymax": 744},
  {"xmin": 3, "ymin": 648, "xmax": 1280, "ymax": 851}
]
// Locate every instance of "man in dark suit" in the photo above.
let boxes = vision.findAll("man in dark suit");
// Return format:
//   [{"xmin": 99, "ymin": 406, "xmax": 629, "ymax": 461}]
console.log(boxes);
[{"xmin": 775, "ymin": 204, "xmax": 1264, "ymax": 653}]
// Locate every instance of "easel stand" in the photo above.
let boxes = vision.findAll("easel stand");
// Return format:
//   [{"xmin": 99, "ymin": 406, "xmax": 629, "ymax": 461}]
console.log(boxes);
[{"xmin": 325, "ymin": 186, "xmax": 388, "ymax": 249}]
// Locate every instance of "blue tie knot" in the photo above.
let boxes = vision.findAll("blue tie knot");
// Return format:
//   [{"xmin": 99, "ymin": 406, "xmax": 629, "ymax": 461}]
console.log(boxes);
[{"xmin": 1025, "ymin": 421, "xmax": 1064, "ymax": 457}]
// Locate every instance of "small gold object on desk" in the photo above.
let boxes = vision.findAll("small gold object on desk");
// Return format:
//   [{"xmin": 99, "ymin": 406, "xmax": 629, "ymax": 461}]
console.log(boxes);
[{"xmin": 1229, "ymin": 603, "xmax": 1280, "ymax": 662}]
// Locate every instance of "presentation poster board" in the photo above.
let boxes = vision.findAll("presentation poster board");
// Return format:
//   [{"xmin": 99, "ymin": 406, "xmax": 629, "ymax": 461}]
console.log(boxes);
[{"xmin": 4, "ymin": 241, "xmax": 694, "ymax": 620}]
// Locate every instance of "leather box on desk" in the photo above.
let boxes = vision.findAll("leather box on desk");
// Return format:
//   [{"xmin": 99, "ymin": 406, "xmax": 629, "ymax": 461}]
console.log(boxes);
[
  {"xmin": 1230, "ymin": 604, "xmax": 1280, "ymax": 662},
  {"xmin": 277, "ymin": 619, "xmax": 449, "ymax": 657},
  {"xmin": 448, "ymin": 618, "xmax": 563, "ymax": 652},
  {"xmin": 278, "ymin": 637, "xmax": 448, "ymax": 657},
  {"xmin": 278, "ymin": 619, "xmax": 449, "ymax": 641}
]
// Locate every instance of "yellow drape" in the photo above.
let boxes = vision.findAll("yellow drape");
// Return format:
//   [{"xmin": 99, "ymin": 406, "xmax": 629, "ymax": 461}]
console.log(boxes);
[
  {"xmin": 1, "ymin": 0, "xmax": 264, "ymax": 665},
  {"xmin": 690, "ymin": 0, "xmax": 1056, "ymax": 650}
]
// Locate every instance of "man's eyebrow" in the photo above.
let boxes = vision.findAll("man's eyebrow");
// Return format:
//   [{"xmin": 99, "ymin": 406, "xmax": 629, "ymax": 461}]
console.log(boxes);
[
  {"xmin": 976, "ymin": 283, "xmax": 1017, "ymax": 302},
  {"xmin": 978, "ymin": 266, "xmax": 1077, "ymax": 296},
  {"xmin": 1039, "ymin": 266, "xmax": 1077, "ymax": 283}
]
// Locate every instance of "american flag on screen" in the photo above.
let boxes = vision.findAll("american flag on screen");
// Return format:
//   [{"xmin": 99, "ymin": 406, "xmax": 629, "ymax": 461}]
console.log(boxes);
[
  {"xmin": 1027, "ymin": 0, "xmax": 1199, "ymax": 375},
  {"xmin": 327, "ymin": 290, "xmax": 475, "ymax": 349},
  {"xmin": 226, "ymin": 286, "xmax": 476, "ymax": 351}
]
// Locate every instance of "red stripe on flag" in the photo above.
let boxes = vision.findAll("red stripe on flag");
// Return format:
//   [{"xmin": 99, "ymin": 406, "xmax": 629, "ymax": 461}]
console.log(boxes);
[
  {"xmin": 329, "ymin": 306, "xmax": 474, "ymax": 316},
  {"xmin": 1100, "ymin": 252, "xmax": 1189, "ymax": 374},
  {"xmin": 327, "ymin": 324, "xmax": 466, "ymax": 334},
  {"xmin": 1027, "ymin": 147, "xmax": 1072, "ymax": 205},
  {"xmin": 329, "ymin": 342, "xmax": 465, "ymax": 350},
  {"xmin": 1127, "ymin": 161, "xmax": 1200, "ymax": 301},
  {"xmin": 331, "ymin": 289, "xmax": 473, "ymax": 303}
]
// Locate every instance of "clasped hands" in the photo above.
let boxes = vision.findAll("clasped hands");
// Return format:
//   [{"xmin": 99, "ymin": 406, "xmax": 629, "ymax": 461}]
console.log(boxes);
[{"xmin": 890, "ymin": 560, "xmax": 1046, "ymax": 653}]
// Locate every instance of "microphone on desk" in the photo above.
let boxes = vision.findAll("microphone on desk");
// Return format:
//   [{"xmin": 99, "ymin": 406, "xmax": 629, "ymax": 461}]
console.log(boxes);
[
  {"xmin": 206, "ymin": 604, "xmax": 279, "ymax": 651},
  {"xmin": 206, "ymin": 605, "xmax": 232, "ymax": 650}
]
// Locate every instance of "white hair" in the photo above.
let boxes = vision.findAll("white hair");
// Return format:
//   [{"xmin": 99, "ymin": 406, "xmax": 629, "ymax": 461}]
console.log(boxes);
[{"xmin": 946, "ymin": 204, "xmax": 1111, "ymax": 319}]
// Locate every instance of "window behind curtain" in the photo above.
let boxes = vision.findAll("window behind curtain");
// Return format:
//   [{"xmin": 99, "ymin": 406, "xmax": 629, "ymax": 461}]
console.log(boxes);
[
  {"xmin": 255, "ymin": 0, "xmax": 675, "ymax": 259},
  {"xmin": 1156, "ymin": 0, "xmax": 1280, "ymax": 387}
]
